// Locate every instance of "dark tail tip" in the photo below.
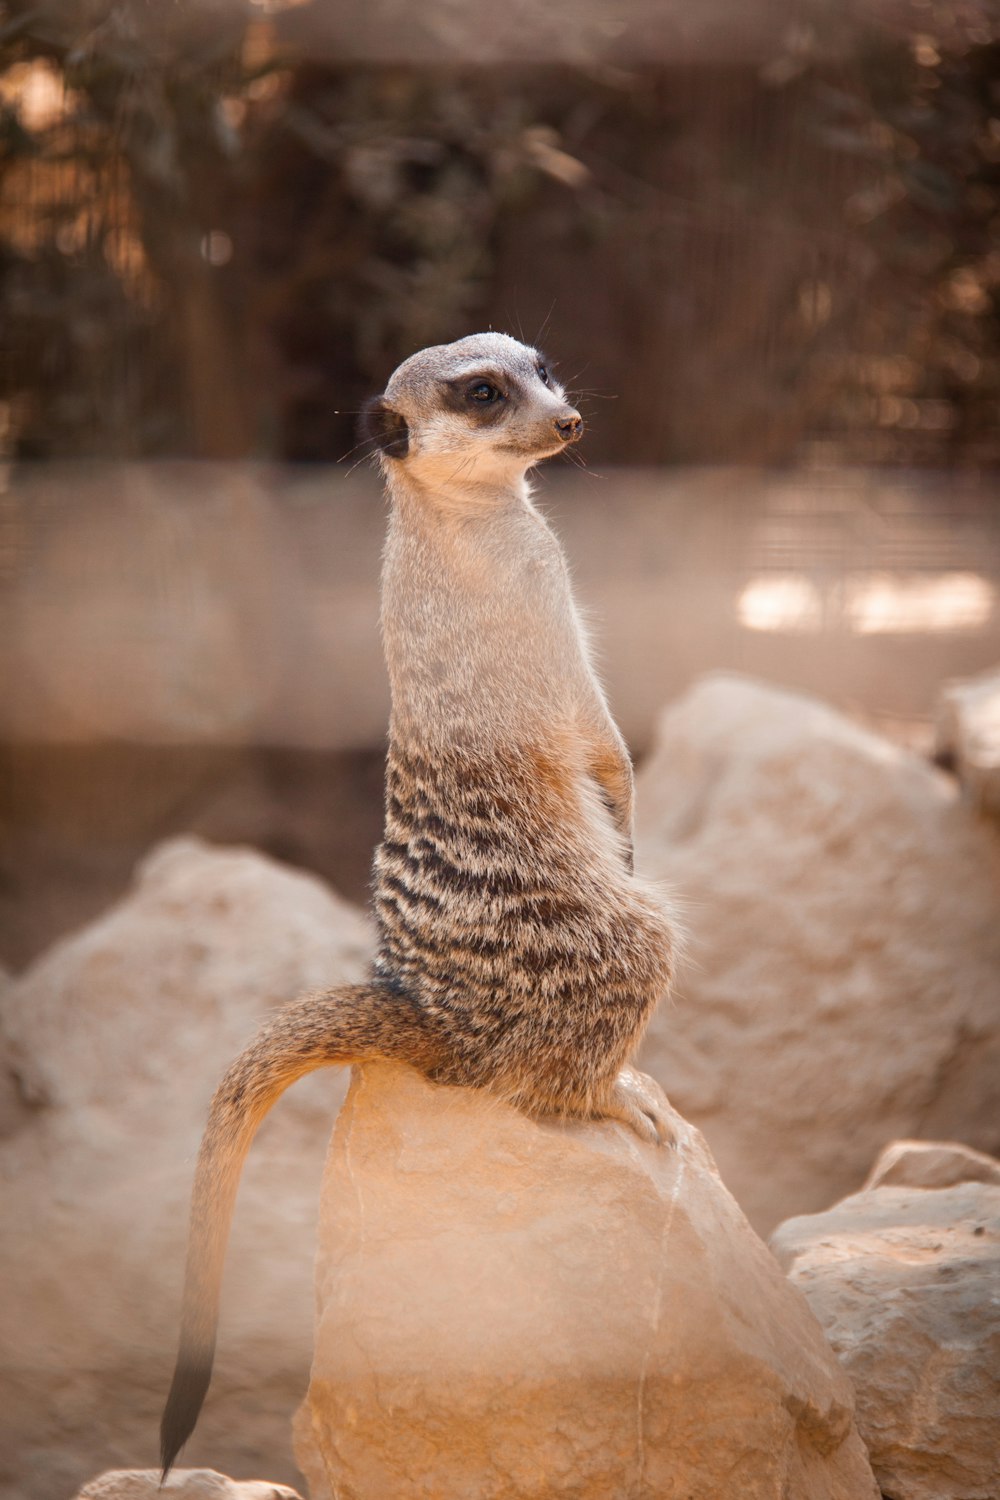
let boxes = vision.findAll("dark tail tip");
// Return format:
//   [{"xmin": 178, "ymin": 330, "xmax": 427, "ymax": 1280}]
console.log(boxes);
[{"xmin": 160, "ymin": 1346, "xmax": 214, "ymax": 1480}]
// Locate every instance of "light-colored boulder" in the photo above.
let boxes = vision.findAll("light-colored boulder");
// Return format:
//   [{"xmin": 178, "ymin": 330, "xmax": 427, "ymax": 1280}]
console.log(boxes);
[
  {"xmin": 634, "ymin": 673, "xmax": 1000, "ymax": 1233},
  {"xmin": 862, "ymin": 1137, "xmax": 1000, "ymax": 1191},
  {"xmin": 294, "ymin": 1063, "xmax": 879, "ymax": 1500},
  {"xmin": 936, "ymin": 664, "xmax": 1000, "ymax": 815},
  {"xmin": 75, "ymin": 1470, "xmax": 303, "ymax": 1499},
  {"xmin": 0, "ymin": 838, "xmax": 372, "ymax": 1500},
  {"xmin": 771, "ymin": 1143, "xmax": 1000, "ymax": 1500}
]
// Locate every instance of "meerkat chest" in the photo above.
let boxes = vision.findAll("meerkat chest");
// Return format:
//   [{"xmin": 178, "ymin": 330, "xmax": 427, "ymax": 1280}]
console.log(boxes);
[{"xmin": 383, "ymin": 502, "xmax": 592, "ymax": 724}]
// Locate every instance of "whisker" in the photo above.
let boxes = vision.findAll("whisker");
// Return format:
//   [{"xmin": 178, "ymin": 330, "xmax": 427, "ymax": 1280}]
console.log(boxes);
[
  {"xmin": 561, "ymin": 447, "xmax": 605, "ymax": 479},
  {"xmin": 343, "ymin": 448, "xmax": 381, "ymax": 478},
  {"xmin": 337, "ymin": 432, "xmax": 382, "ymax": 466},
  {"xmin": 442, "ymin": 450, "xmax": 477, "ymax": 487},
  {"xmin": 534, "ymin": 298, "xmax": 557, "ymax": 349},
  {"xmin": 338, "ymin": 423, "xmax": 393, "ymax": 472}
]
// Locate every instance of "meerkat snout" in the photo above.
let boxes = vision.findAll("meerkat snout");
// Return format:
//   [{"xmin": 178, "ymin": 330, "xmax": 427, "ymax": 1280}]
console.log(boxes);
[{"xmin": 554, "ymin": 410, "xmax": 583, "ymax": 443}]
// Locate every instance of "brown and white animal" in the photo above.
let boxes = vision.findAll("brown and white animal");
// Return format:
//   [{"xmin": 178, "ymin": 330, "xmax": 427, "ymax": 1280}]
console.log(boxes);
[{"xmin": 160, "ymin": 332, "xmax": 678, "ymax": 1474}]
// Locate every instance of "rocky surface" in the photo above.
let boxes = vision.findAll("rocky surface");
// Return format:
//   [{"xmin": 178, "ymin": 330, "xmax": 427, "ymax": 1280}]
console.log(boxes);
[
  {"xmin": 772, "ymin": 1140, "xmax": 1000, "ymax": 1500},
  {"xmin": 936, "ymin": 663, "xmax": 1000, "ymax": 815},
  {"xmin": 862, "ymin": 1136, "xmax": 1000, "ymax": 1191},
  {"xmin": 294, "ymin": 1062, "xmax": 879, "ymax": 1500},
  {"xmin": 0, "ymin": 837, "xmax": 372, "ymax": 1500},
  {"xmin": 635, "ymin": 673, "xmax": 1000, "ymax": 1233},
  {"xmin": 7, "ymin": 673, "xmax": 1000, "ymax": 1496},
  {"xmin": 75, "ymin": 1470, "xmax": 303, "ymax": 1499}
]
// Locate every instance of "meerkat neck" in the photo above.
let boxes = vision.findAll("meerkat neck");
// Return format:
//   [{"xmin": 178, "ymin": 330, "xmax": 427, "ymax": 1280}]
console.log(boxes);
[
  {"xmin": 381, "ymin": 470, "xmax": 595, "ymax": 757},
  {"xmin": 386, "ymin": 464, "xmax": 532, "ymax": 517}
]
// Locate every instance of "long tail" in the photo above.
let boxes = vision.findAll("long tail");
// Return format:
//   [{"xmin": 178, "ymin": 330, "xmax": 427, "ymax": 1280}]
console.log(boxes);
[{"xmin": 160, "ymin": 980, "xmax": 436, "ymax": 1477}]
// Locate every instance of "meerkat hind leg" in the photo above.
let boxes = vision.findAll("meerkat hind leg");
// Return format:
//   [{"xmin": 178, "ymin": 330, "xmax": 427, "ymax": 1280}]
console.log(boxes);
[{"xmin": 598, "ymin": 1065, "xmax": 676, "ymax": 1147}]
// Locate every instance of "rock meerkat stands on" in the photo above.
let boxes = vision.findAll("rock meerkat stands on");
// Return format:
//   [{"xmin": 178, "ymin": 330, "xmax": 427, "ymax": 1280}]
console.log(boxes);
[
  {"xmin": 294, "ymin": 1066, "xmax": 881, "ymax": 1500},
  {"xmin": 160, "ymin": 334, "xmax": 679, "ymax": 1472}
]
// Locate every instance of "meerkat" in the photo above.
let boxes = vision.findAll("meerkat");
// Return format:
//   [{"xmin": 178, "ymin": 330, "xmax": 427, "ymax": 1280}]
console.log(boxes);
[{"xmin": 160, "ymin": 332, "xmax": 678, "ymax": 1475}]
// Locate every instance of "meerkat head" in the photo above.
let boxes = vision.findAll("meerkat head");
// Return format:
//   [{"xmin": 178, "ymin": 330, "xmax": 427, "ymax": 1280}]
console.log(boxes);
[{"xmin": 360, "ymin": 332, "xmax": 582, "ymax": 490}]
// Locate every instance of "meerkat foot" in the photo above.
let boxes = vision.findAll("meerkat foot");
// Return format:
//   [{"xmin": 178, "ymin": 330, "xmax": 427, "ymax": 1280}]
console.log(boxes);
[{"xmin": 601, "ymin": 1065, "xmax": 676, "ymax": 1147}]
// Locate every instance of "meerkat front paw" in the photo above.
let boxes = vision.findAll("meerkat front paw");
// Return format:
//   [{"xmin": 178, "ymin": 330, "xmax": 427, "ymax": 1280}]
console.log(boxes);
[{"xmin": 602, "ymin": 1065, "xmax": 677, "ymax": 1147}]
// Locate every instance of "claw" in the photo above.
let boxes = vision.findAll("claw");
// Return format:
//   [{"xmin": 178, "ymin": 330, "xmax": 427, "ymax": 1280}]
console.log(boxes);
[
  {"xmin": 603, "ymin": 1065, "xmax": 677, "ymax": 1148},
  {"xmin": 647, "ymin": 1103, "xmax": 677, "ymax": 1149}
]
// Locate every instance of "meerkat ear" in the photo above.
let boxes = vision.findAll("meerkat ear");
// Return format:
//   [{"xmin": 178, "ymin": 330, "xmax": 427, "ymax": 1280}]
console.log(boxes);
[{"xmin": 359, "ymin": 396, "xmax": 409, "ymax": 460}]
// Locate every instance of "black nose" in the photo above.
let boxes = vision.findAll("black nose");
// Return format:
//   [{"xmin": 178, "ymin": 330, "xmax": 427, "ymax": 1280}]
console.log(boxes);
[{"xmin": 554, "ymin": 411, "xmax": 583, "ymax": 442}]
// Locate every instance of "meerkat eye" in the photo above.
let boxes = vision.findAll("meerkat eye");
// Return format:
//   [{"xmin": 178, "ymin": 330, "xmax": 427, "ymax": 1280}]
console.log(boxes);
[
  {"xmin": 468, "ymin": 382, "xmax": 499, "ymax": 403},
  {"xmin": 537, "ymin": 365, "xmax": 550, "ymax": 386}
]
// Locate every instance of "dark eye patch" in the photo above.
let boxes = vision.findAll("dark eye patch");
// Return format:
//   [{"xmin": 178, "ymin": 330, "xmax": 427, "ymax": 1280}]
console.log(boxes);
[
  {"xmin": 441, "ymin": 371, "xmax": 513, "ymax": 424},
  {"xmin": 537, "ymin": 365, "xmax": 550, "ymax": 386}
]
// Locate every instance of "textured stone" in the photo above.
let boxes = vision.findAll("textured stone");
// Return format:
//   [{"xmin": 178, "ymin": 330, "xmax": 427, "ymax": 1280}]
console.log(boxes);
[
  {"xmin": 863, "ymin": 1137, "xmax": 1000, "ymax": 1191},
  {"xmin": 772, "ymin": 1145, "xmax": 1000, "ymax": 1500},
  {"xmin": 936, "ymin": 663, "xmax": 1000, "ymax": 815},
  {"xmin": 294, "ymin": 1063, "xmax": 878, "ymax": 1500},
  {"xmin": 635, "ymin": 673, "xmax": 1000, "ymax": 1233},
  {"xmin": 75, "ymin": 1470, "xmax": 302, "ymax": 1500},
  {"xmin": 0, "ymin": 838, "xmax": 372, "ymax": 1500}
]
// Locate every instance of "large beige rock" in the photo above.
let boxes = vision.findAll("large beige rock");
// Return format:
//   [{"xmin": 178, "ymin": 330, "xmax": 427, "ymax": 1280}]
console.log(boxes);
[
  {"xmin": 635, "ymin": 674, "xmax": 1000, "ymax": 1233},
  {"xmin": 0, "ymin": 838, "xmax": 372, "ymax": 1500},
  {"xmin": 294, "ymin": 1063, "xmax": 878, "ymax": 1500},
  {"xmin": 771, "ymin": 1141, "xmax": 1000, "ymax": 1500},
  {"xmin": 862, "ymin": 1136, "xmax": 1000, "ymax": 1191},
  {"xmin": 936, "ymin": 663, "xmax": 1000, "ymax": 816},
  {"xmin": 75, "ymin": 1470, "xmax": 303, "ymax": 1499}
]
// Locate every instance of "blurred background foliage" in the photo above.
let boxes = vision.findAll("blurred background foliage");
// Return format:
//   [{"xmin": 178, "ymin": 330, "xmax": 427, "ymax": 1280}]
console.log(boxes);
[{"xmin": 0, "ymin": 0, "xmax": 997, "ymax": 465}]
